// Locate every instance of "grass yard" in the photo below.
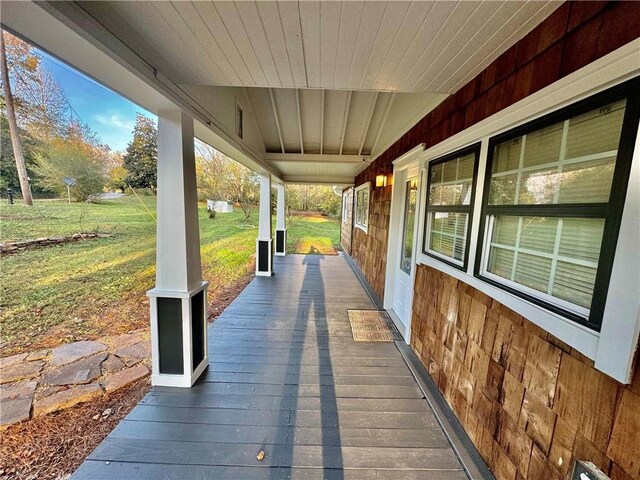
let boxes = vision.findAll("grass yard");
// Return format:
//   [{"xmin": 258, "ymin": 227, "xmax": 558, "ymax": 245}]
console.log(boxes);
[{"xmin": 0, "ymin": 196, "xmax": 340, "ymax": 356}]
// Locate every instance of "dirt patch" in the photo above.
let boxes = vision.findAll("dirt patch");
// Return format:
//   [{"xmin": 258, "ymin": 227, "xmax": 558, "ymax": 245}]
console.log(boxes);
[
  {"xmin": 208, "ymin": 269, "xmax": 254, "ymax": 322},
  {"xmin": 0, "ymin": 378, "xmax": 150, "ymax": 480}
]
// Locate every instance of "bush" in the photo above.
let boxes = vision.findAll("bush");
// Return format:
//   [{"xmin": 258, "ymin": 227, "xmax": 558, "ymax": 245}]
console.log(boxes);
[{"xmin": 33, "ymin": 139, "xmax": 106, "ymax": 202}]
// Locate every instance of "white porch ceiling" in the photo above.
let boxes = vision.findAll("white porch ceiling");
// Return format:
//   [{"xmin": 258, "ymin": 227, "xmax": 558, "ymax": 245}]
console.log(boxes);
[{"xmin": 79, "ymin": 1, "xmax": 560, "ymax": 94}]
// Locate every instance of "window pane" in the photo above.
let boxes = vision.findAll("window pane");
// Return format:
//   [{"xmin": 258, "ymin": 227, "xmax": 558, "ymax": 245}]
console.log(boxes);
[
  {"xmin": 493, "ymin": 139, "xmax": 521, "ymax": 173},
  {"xmin": 519, "ymin": 217, "xmax": 557, "ymax": 254},
  {"xmin": 558, "ymin": 157, "xmax": 615, "ymax": 203},
  {"xmin": 493, "ymin": 216, "xmax": 519, "ymax": 246},
  {"xmin": 488, "ymin": 247, "xmax": 514, "ymax": 279},
  {"xmin": 400, "ymin": 182, "xmax": 417, "ymax": 275},
  {"xmin": 522, "ymin": 123, "xmax": 562, "ymax": 168},
  {"xmin": 558, "ymin": 218, "xmax": 604, "ymax": 262},
  {"xmin": 487, "ymin": 215, "xmax": 605, "ymax": 313},
  {"xmin": 428, "ymin": 212, "xmax": 468, "ymax": 262},
  {"xmin": 565, "ymin": 100, "xmax": 626, "ymax": 159},
  {"xmin": 552, "ymin": 262, "xmax": 597, "ymax": 308},
  {"xmin": 429, "ymin": 152, "xmax": 475, "ymax": 206},
  {"xmin": 514, "ymin": 253, "xmax": 552, "ymax": 293},
  {"xmin": 489, "ymin": 101, "xmax": 626, "ymax": 206}
]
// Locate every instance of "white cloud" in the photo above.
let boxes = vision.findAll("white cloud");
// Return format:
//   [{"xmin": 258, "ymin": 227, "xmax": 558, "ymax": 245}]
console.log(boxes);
[{"xmin": 92, "ymin": 114, "xmax": 134, "ymax": 131}]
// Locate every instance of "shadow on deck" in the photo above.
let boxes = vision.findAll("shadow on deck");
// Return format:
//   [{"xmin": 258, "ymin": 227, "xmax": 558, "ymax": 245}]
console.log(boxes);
[{"xmin": 71, "ymin": 254, "xmax": 478, "ymax": 479}]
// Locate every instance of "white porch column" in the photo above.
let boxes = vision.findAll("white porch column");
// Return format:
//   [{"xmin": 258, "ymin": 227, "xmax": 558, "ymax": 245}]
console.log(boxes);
[
  {"xmin": 256, "ymin": 173, "xmax": 273, "ymax": 276},
  {"xmin": 274, "ymin": 183, "xmax": 287, "ymax": 256},
  {"xmin": 147, "ymin": 109, "xmax": 208, "ymax": 388}
]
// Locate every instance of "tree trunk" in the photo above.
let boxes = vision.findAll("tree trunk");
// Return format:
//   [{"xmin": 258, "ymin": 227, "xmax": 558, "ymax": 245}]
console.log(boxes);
[{"xmin": 0, "ymin": 30, "xmax": 33, "ymax": 206}]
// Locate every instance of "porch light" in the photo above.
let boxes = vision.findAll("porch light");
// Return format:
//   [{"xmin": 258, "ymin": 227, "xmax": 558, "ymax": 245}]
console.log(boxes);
[{"xmin": 375, "ymin": 174, "xmax": 388, "ymax": 188}]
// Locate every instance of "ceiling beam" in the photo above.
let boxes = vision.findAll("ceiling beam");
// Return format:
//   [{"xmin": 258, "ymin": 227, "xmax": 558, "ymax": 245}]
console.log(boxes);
[
  {"xmin": 295, "ymin": 89, "xmax": 304, "ymax": 154},
  {"xmin": 265, "ymin": 153, "xmax": 371, "ymax": 163},
  {"xmin": 370, "ymin": 92, "xmax": 396, "ymax": 156},
  {"xmin": 320, "ymin": 89, "xmax": 325, "ymax": 154},
  {"xmin": 283, "ymin": 175, "xmax": 355, "ymax": 185},
  {"xmin": 269, "ymin": 88, "xmax": 285, "ymax": 154},
  {"xmin": 358, "ymin": 92, "xmax": 379, "ymax": 156},
  {"xmin": 339, "ymin": 91, "xmax": 352, "ymax": 155}
]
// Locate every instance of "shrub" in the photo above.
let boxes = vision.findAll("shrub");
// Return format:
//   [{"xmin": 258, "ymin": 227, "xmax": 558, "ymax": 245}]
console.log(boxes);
[{"xmin": 33, "ymin": 139, "xmax": 106, "ymax": 202}]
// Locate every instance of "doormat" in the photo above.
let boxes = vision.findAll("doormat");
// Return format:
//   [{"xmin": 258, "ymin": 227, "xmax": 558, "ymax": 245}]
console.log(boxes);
[{"xmin": 347, "ymin": 310, "xmax": 402, "ymax": 342}]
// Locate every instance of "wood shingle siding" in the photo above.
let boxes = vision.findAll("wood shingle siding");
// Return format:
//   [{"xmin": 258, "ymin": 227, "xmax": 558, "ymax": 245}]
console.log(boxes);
[{"xmin": 411, "ymin": 264, "xmax": 640, "ymax": 480}]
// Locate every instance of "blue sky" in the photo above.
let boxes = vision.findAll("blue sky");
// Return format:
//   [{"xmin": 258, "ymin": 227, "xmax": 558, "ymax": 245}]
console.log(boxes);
[{"xmin": 40, "ymin": 50, "xmax": 155, "ymax": 153}]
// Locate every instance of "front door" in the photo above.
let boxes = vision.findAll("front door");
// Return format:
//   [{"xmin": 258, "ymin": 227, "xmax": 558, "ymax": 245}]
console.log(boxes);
[{"xmin": 392, "ymin": 177, "xmax": 418, "ymax": 329}]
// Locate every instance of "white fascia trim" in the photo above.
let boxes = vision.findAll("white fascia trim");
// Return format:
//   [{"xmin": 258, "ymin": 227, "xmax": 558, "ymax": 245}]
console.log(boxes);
[
  {"xmin": 393, "ymin": 144, "xmax": 426, "ymax": 169},
  {"xmin": 413, "ymin": 40, "xmax": 640, "ymax": 383}
]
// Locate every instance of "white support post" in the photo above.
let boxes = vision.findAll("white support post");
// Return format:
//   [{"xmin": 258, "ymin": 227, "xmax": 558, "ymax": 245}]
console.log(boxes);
[
  {"xmin": 274, "ymin": 183, "xmax": 286, "ymax": 256},
  {"xmin": 147, "ymin": 109, "xmax": 208, "ymax": 388},
  {"xmin": 256, "ymin": 173, "xmax": 273, "ymax": 276}
]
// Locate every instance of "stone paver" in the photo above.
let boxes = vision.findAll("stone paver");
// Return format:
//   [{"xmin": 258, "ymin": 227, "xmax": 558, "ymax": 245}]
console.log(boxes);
[
  {"xmin": 115, "ymin": 342, "xmax": 150, "ymax": 366},
  {"xmin": 0, "ymin": 353, "xmax": 27, "ymax": 369},
  {"xmin": 0, "ymin": 381, "xmax": 37, "ymax": 400},
  {"xmin": 1, "ymin": 397, "xmax": 33, "ymax": 426},
  {"xmin": 42, "ymin": 352, "xmax": 108, "ymax": 386},
  {"xmin": 0, "ymin": 332, "xmax": 151, "ymax": 427},
  {"xmin": 103, "ymin": 364, "xmax": 149, "ymax": 393},
  {"xmin": 0, "ymin": 361, "xmax": 44, "ymax": 384},
  {"xmin": 50, "ymin": 341, "xmax": 107, "ymax": 367},
  {"xmin": 33, "ymin": 383, "xmax": 103, "ymax": 417},
  {"xmin": 0, "ymin": 381, "xmax": 37, "ymax": 427},
  {"xmin": 101, "ymin": 354, "xmax": 125, "ymax": 374},
  {"xmin": 106, "ymin": 333, "xmax": 143, "ymax": 350}
]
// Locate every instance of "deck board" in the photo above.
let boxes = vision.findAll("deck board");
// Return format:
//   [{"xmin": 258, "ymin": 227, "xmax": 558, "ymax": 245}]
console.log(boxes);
[{"xmin": 71, "ymin": 254, "xmax": 469, "ymax": 479}]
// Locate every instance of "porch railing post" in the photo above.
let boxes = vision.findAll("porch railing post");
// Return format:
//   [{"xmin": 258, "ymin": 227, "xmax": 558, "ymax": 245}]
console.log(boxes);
[
  {"xmin": 275, "ymin": 183, "xmax": 286, "ymax": 256},
  {"xmin": 147, "ymin": 109, "xmax": 208, "ymax": 388},
  {"xmin": 256, "ymin": 173, "xmax": 273, "ymax": 276}
]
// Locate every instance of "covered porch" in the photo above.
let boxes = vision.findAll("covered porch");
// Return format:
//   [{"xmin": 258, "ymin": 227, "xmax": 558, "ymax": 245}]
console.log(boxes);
[{"xmin": 70, "ymin": 254, "xmax": 486, "ymax": 479}]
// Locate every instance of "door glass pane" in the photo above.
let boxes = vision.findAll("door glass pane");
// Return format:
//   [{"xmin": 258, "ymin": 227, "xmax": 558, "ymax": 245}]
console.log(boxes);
[{"xmin": 400, "ymin": 181, "xmax": 417, "ymax": 274}]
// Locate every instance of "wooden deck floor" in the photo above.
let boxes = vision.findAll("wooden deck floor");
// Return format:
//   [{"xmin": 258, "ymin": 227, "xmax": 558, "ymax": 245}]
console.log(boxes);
[{"xmin": 71, "ymin": 254, "xmax": 470, "ymax": 479}]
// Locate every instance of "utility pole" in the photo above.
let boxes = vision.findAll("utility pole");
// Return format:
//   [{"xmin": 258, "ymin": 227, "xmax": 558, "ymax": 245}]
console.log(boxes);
[{"xmin": 0, "ymin": 30, "xmax": 33, "ymax": 206}]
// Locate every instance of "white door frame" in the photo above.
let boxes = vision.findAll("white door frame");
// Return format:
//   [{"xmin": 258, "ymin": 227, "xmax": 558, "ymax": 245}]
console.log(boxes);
[{"xmin": 384, "ymin": 145, "xmax": 425, "ymax": 342}]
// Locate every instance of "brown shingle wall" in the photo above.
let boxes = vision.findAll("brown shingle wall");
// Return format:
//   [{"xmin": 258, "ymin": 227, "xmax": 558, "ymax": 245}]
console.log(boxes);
[
  {"xmin": 350, "ymin": 1, "xmax": 640, "ymax": 298},
  {"xmin": 340, "ymin": 187, "xmax": 353, "ymax": 255},
  {"xmin": 411, "ymin": 264, "xmax": 640, "ymax": 480},
  {"xmin": 351, "ymin": 182, "xmax": 391, "ymax": 299}
]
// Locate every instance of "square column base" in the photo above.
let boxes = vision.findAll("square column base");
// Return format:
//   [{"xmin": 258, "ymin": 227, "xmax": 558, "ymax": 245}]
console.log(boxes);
[
  {"xmin": 147, "ymin": 281, "xmax": 209, "ymax": 387},
  {"xmin": 275, "ymin": 229, "xmax": 287, "ymax": 256},
  {"xmin": 256, "ymin": 238, "xmax": 273, "ymax": 276}
]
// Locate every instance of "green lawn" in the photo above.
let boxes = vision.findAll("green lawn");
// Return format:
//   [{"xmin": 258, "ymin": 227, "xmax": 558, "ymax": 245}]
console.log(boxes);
[{"xmin": 0, "ymin": 196, "xmax": 340, "ymax": 355}]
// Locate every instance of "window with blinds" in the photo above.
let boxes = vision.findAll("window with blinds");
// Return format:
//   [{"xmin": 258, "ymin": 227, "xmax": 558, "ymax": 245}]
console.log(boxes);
[
  {"xmin": 424, "ymin": 144, "xmax": 480, "ymax": 269},
  {"xmin": 477, "ymin": 85, "xmax": 638, "ymax": 330},
  {"xmin": 354, "ymin": 183, "xmax": 370, "ymax": 232}
]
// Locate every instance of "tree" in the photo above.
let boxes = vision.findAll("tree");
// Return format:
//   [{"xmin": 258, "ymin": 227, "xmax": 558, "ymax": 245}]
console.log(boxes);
[
  {"xmin": 1, "ymin": 30, "xmax": 33, "ymax": 205},
  {"xmin": 122, "ymin": 114, "xmax": 157, "ymax": 190},
  {"xmin": 195, "ymin": 139, "xmax": 259, "ymax": 222},
  {"xmin": 32, "ymin": 128, "xmax": 106, "ymax": 201}
]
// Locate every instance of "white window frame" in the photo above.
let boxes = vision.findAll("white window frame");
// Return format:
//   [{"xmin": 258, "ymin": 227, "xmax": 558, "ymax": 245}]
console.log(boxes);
[
  {"xmin": 342, "ymin": 190, "xmax": 349, "ymax": 224},
  {"xmin": 412, "ymin": 41, "xmax": 640, "ymax": 383},
  {"xmin": 354, "ymin": 182, "xmax": 370, "ymax": 233}
]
